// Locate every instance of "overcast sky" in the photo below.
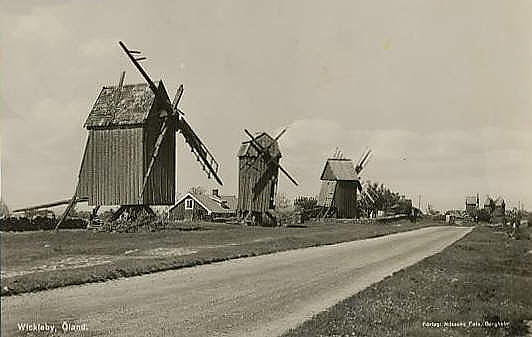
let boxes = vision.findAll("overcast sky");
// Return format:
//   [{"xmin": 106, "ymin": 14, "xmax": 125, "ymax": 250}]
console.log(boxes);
[{"xmin": 1, "ymin": 0, "xmax": 531, "ymax": 211}]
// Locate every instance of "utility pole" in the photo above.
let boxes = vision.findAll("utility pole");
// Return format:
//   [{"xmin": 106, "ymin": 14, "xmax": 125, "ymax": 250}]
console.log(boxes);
[{"xmin": 418, "ymin": 194, "xmax": 421, "ymax": 210}]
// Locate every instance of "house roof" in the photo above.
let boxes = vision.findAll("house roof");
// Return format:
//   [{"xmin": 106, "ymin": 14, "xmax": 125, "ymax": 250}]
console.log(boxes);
[
  {"xmin": 238, "ymin": 132, "xmax": 281, "ymax": 158},
  {"xmin": 84, "ymin": 81, "xmax": 168, "ymax": 128},
  {"xmin": 465, "ymin": 196, "xmax": 477, "ymax": 205},
  {"xmin": 320, "ymin": 158, "xmax": 358, "ymax": 181},
  {"xmin": 170, "ymin": 192, "xmax": 237, "ymax": 214}
]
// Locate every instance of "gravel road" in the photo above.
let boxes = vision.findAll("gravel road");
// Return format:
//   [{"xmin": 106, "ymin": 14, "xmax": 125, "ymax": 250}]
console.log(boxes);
[{"xmin": 1, "ymin": 226, "xmax": 472, "ymax": 337}]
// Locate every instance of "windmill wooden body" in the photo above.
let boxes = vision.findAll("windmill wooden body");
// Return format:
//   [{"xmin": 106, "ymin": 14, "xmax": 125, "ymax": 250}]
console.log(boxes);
[
  {"xmin": 237, "ymin": 129, "xmax": 297, "ymax": 224},
  {"xmin": 56, "ymin": 41, "xmax": 222, "ymax": 228},
  {"xmin": 317, "ymin": 149, "xmax": 371, "ymax": 219}
]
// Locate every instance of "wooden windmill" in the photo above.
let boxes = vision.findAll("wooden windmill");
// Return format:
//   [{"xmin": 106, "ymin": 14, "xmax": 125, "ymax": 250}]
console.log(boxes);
[
  {"xmin": 56, "ymin": 41, "xmax": 222, "ymax": 228},
  {"xmin": 317, "ymin": 148, "xmax": 371, "ymax": 219},
  {"xmin": 237, "ymin": 129, "xmax": 298, "ymax": 224}
]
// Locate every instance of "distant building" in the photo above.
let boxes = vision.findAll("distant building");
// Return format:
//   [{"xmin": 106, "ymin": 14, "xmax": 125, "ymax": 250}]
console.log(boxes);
[
  {"xmin": 481, "ymin": 195, "xmax": 506, "ymax": 224},
  {"xmin": 317, "ymin": 158, "xmax": 362, "ymax": 218},
  {"xmin": 387, "ymin": 197, "xmax": 412, "ymax": 216},
  {"xmin": 492, "ymin": 197, "xmax": 506, "ymax": 223},
  {"xmin": 465, "ymin": 195, "xmax": 479, "ymax": 217},
  {"xmin": 483, "ymin": 196, "xmax": 495, "ymax": 212},
  {"xmin": 168, "ymin": 190, "xmax": 237, "ymax": 221}
]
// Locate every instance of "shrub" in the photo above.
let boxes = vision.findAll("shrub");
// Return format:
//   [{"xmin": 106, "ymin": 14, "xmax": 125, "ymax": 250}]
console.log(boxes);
[
  {"xmin": 0, "ymin": 217, "xmax": 86, "ymax": 231},
  {"xmin": 477, "ymin": 208, "xmax": 491, "ymax": 222}
]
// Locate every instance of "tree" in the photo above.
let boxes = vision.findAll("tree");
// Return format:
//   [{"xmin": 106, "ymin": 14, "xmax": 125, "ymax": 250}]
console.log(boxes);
[
  {"xmin": 0, "ymin": 199, "xmax": 9, "ymax": 218},
  {"xmin": 294, "ymin": 196, "xmax": 318, "ymax": 211},
  {"xmin": 275, "ymin": 192, "xmax": 292, "ymax": 209},
  {"xmin": 359, "ymin": 181, "xmax": 402, "ymax": 216},
  {"xmin": 188, "ymin": 186, "xmax": 207, "ymax": 195}
]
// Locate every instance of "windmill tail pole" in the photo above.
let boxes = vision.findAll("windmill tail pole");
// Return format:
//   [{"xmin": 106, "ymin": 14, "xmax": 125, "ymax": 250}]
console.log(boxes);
[{"xmin": 13, "ymin": 197, "xmax": 88, "ymax": 213}]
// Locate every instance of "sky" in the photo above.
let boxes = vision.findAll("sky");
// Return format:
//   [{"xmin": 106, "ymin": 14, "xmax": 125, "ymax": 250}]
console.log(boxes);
[{"xmin": 1, "ymin": 0, "xmax": 531, "ymax": 211}]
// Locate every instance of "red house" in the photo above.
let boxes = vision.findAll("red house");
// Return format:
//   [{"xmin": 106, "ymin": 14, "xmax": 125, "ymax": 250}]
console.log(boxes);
[{"xmin": 168, "ymin": 190, "xmax": 237, "ymax": 221}]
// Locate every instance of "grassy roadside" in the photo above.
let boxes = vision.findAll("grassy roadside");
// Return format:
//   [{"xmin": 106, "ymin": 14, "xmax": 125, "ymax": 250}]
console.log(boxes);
[
  {"xmin": 282, "ymin": 225, "xmax": 532, "ymax": 337},
  {"xmin": 1, "ymin": 220, "xmax": 438, "ymax": 296}
]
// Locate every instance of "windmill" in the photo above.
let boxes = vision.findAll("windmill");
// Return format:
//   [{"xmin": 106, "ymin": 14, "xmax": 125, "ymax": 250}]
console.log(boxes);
[
  {"xmin": 237, "ymin": 129, "xmax": 298, "ymax": 225},
  {"xmin": 55, "ymin": 41, "xmax": 223, "ymax": 229},
  {"xmin": 317, "ymin": 148, "xmax": 372, "ymax": 219}
]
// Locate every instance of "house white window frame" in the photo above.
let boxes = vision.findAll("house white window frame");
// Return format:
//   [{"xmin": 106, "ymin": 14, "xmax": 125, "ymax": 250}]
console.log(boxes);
[{"xmin": 185, "ymin": 199, "xmax": 194, "ymax": 210}]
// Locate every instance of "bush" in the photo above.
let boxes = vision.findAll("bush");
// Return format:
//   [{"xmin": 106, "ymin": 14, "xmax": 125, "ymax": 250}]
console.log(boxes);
[
  {"xmin": 294, "ymin": 196, "xmax": 318, "ymax": 211},
  {"xmin": 294, "ymin": 196, "xmax": 321, "ymax": 219},
  {"xmin": 0, "ymin": 217, "xmax": 86, "ymax": 231},
  {"xmin": 101, "ymin": 214, "xmax": 164, "ymax": 232},
  {"xmin": 477, "ymin": 209, "xmax": 491, "ymax": 222}
]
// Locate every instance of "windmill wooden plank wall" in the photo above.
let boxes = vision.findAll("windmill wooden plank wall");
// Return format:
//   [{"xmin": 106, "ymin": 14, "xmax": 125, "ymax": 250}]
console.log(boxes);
[
  {"xmin": 317, "ymin": 158, "xmax": 360, "ymax": 219},
  {"xmin": 77, "ymin": 127, "xmax": 145, "ymax": 205},
  {"xmin": 76, "ymin": 82, "xmax": 176, "ymax": 206},
  {"xmin": 237, "ymin": 133, "xmax": 280, "ymax": 213}
]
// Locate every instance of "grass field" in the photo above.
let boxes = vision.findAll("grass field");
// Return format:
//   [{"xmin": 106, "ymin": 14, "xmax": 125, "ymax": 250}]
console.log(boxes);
[
  {"xmin": 0, "ymin": 219, "xmax": 439, "ymax": 296},
  {"xmin": 282, "ymin": 225, "xmax": 532, "ymax": 337}
]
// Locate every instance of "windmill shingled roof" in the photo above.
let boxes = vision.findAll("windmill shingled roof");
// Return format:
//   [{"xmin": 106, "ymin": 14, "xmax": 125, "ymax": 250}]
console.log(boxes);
[
  {"xmin": 84, "ymin": 82, "xmax": 158, "ymax": 128},
  {"xmin": 238, "ymin": 132, "xmax": 281, "ymax": 158},
  {"xmin": 320, "ymin": 158, "xmax": 358, "ymax": 181}
]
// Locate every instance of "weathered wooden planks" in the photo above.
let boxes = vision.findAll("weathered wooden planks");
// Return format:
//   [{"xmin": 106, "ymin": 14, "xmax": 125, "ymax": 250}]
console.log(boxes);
[
  {"xmin": 237, "ymin": 133, "xmax": 280, "ymax": 213},
  {"xmin": 78, "ymin": 127, "xmax": 145, "ymax": 205}
]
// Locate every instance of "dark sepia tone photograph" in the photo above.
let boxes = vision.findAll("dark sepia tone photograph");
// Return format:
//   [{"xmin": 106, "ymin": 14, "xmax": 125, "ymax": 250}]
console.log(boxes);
[{"xmin": 1, "ymin": 1, "xmax": 531, "ymax": 336}]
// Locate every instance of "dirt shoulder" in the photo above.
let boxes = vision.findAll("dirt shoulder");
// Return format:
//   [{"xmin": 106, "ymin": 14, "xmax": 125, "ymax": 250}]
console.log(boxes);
[{"xmin": 282, "ymin": 225, "xmax": 532, "ymax": 337}]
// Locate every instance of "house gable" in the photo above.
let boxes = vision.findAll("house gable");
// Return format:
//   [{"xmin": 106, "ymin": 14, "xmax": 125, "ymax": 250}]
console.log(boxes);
[
  {"xmin": 169, "ymin": 192, "xmax": 237, "ymax": 216},
  {"xmin": 171, "ymin": 193, "xmax": 211, "ymax": 214}
]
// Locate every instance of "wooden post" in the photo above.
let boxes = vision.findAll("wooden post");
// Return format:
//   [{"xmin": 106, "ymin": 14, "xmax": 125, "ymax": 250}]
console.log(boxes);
[{"xmin": 54, "ymin": 195, "xmax": 78, "ymax": 232}]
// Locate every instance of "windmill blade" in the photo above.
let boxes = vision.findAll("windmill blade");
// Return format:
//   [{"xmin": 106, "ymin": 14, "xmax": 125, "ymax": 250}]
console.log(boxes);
[
  {"xmin": 355, "ymin": 149, "xmax": 372, "ymax": 174},
  {"xmin": 356, "ymin": 148, "xmax": 367, "ymax": 167},
  {"xmin": 259, "ymin": 151, "xmax": 298, "ymax": 186},
  {"xmin": 243, "ymin": 127, "xmax": 286, "ymax": 172},
  {"xmin": 363, "ymin": 190, "xmax": 375, "ymax": 203},
  {"xmin": 274, "ymin": 127, "xmax": 287, "ymax": 141},
  {"xmin": 242, "ymin": 129, "xmax": 270, "ymax": 172},
  {"xmin": 139, "ymin": 119, "xmax": 170, "ymax": 197},
  {"xmin": 119, "ymin": 41, "xmax": 158, "ymax": 95},
  {"xmin": 172, "ymin": 84, "xmax": 184, "ymax": 112},
  {"xmin": 120, "ymin": 41, "xmax": 181, "ymax": 121},
  {"xmin": 178, "ymin": 118, "xmax": 223, "ymax": 186},
  {"xmin": 244, "ymin": 130, "xmax": 298, "ymax": 186},
  {"xmin": 366, "ymin": 187, "xmax": 378, "ymax": 202},
  {"xmin": 119, "ymin": 42, "xmax": 222, "ymax": 193},
  {"xmin": 244, "ymin": 129, "xmax": 270, "ymax": 157},
  {"xmin": 139, "ymin": 85, "xmax": 184, "ymax": 198},
  {"xmin": 277, "ymin": 163, "xmax": 298, "ymax": 186},
  {"xmin": 360, "ymin": 149, "xmax": 372, "ymax": 168}
]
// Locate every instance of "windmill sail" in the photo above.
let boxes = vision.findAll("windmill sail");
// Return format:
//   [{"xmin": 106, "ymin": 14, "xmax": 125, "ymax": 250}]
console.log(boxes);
[
  {"xmin": 139, "ymin": 118, "xmax": 170, "ymax": 197},
  {"xmin": 243, "ymin": 129, "xmax": 298, "ymax": 186},
  {"xmin": 120, "ymin": 41, "xmax": 223, "ymax": 189},
  {"xmin": 178, "ymin": 118, "xmax": 223, "ymax": 186}
]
